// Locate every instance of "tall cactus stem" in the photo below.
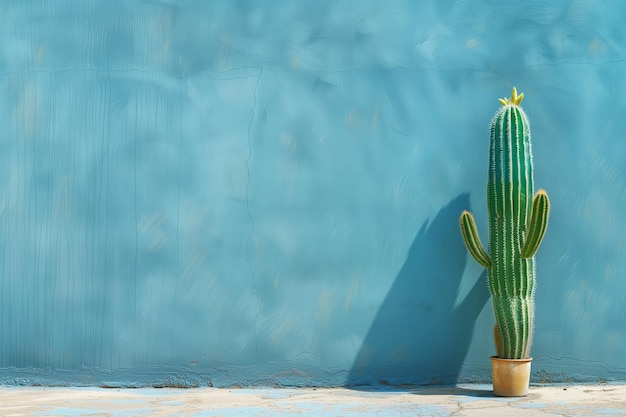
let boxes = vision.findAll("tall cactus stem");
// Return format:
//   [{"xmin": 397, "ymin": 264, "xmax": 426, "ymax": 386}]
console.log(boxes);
[{"xmin": 459, "ymin": 87, "xmax": 550, "ymax": 360}]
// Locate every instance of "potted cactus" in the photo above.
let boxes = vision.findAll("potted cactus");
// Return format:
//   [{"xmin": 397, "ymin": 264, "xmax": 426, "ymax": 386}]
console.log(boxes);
[{"xmin": 459, "ymin": 87, "xmax": 550, "ymax": 397}]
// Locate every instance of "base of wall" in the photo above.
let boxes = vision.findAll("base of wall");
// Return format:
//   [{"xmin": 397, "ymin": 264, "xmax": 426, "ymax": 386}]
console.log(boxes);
[{"xmin": 0, "ymin": 357, "xmax": 623, "ymax": 388}]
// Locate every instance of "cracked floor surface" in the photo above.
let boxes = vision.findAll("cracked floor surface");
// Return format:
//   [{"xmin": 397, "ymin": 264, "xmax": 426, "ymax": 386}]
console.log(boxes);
[{"xmin": 1, "ymin": 384, "xmax": 625, "ymax": 416}]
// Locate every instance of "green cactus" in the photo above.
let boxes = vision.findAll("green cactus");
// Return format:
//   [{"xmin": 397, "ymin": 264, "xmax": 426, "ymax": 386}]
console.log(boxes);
[{"xmin": 460, "ymin": 88, "xmax": 550, "ymax": 360}]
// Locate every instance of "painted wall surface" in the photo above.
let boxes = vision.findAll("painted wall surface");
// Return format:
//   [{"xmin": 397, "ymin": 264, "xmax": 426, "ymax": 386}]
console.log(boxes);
[{"xmin": 1, "ymin": 1, "xmax": 625, "ymax": 387}]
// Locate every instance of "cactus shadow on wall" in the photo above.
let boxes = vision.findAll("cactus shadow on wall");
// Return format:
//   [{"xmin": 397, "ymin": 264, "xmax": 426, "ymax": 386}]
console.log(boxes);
[{"xmin": 347, "ymin": 193, "xmax": 489, "ymax": 386}]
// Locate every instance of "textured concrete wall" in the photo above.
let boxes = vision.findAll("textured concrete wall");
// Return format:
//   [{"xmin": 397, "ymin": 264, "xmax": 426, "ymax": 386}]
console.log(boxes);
[{"xmin": 0, "ymin": 1, "xmax": 625, "ymax": 387}]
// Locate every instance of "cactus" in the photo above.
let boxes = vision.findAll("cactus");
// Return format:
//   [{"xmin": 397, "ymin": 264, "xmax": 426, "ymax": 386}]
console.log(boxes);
[{"xmin": 460, "ymin": 88, "xmax": 550, "ymax": 360}]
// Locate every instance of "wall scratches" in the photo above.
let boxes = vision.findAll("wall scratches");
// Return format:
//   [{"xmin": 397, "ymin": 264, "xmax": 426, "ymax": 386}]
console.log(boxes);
[{"xmin": 246, "ymin": 68, "xmax": 263, "ymax": 363}]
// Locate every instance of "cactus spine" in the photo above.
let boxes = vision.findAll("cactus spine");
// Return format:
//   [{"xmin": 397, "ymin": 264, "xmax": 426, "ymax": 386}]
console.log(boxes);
[{"xmin": 460, "ymin": 88, "xmax": 550, "ymax": 360}]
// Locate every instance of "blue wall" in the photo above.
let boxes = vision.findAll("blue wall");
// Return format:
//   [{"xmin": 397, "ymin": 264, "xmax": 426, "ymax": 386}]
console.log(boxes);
[{"xmin": 1, "ymin": 1, "xmax": 625, "ymax": 387}]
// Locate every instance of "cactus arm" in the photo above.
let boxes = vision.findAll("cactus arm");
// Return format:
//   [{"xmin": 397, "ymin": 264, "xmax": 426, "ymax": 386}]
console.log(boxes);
[
  {"xmin": 460, "ymin": 211, "xmax": 492, "ymax": 268},
  {"xmin": 521, "ymin": 189, "xmax": 550, "ymax": 258}
]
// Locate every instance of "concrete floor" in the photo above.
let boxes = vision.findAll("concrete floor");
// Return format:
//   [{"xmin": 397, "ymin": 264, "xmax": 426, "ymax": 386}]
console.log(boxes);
[{"xmin": 1, "ymin": 384, "xmax": 625, "ymax": 416}]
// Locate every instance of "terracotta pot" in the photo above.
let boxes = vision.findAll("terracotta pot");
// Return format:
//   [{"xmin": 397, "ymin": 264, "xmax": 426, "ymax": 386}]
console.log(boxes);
[{"xmin": 490, "ymin": 356, "xmax": 532, "ymax": 397}]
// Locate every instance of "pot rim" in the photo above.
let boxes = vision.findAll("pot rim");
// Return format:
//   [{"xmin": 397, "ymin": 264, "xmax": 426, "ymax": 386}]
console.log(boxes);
[{"xmin": 490, "ymin": 356, "xmax": 533, "ymax": 363}]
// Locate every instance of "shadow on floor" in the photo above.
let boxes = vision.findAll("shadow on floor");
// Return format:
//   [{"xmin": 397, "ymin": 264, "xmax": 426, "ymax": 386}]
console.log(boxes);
[
  {"xmin": 347, "ymin": 193, "xmax": 489, "ymax": 387},
  {"xmin": 407, "ymin": 385, "xmax": 493, "ymax": 397}
]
